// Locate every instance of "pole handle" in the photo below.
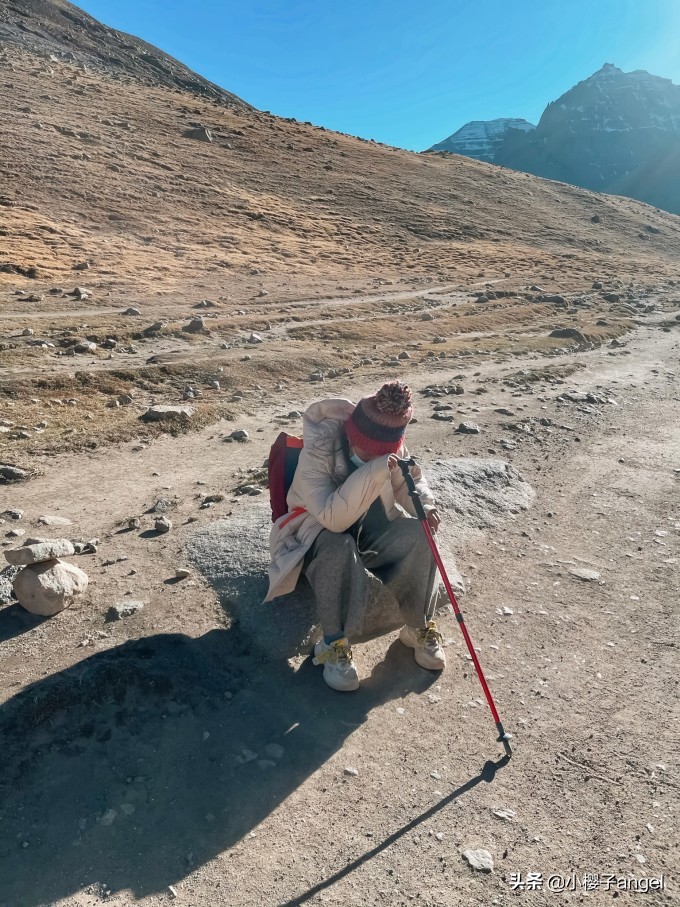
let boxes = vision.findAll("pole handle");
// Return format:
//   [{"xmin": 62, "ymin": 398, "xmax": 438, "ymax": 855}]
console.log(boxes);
[{"xmin": 397, "ymin": 457, "xmax": 428, "ymax": 521}]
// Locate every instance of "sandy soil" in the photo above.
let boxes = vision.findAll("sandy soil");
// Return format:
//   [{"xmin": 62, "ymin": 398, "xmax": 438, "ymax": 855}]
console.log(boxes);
[{"xmin": 2, "ymin": 305, "xmax": 679, "ymax": 907}]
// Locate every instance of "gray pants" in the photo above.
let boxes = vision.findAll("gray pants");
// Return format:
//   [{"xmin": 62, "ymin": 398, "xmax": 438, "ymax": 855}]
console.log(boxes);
[{"xmin": 303, "ymin": 517, "xmax": 438, "ymax": 641}]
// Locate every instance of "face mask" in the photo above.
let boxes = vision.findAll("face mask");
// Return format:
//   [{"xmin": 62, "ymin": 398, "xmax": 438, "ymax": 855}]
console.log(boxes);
[{"xmin": 349, "ymin": 451, "xmax": 366, "ymax": 468}]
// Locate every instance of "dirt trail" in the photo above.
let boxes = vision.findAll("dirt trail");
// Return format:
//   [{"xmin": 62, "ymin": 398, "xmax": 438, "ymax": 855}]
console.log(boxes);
[{"xmin": 1, "ymin": 314, "xmax": 678, "ymax": 907}]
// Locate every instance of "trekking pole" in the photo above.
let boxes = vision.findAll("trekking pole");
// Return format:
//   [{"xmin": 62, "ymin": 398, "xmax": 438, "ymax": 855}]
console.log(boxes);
[{"xmin": 397, "ymin": 458, "xmax": 513, "ymax": 758}]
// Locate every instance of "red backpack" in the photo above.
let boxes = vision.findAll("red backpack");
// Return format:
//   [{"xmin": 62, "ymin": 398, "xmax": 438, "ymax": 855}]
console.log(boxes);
[{"xmin": 268, "ymin": 432, "xmax": 304, "ymax": 522}]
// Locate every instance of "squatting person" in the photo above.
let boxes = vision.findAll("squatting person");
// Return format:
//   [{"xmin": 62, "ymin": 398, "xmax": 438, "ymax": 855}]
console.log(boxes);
[{"xmin": 265, "ymin": 380, "xmax": 445, "ymax": 691}]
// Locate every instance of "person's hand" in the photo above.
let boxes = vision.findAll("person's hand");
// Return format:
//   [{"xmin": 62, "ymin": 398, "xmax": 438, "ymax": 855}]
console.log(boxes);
[
  {"xmin": 426, "ymin": 508, "xmax": 441, "ymax": 534},
  {"xmin": 387, "ymin": 454, "xmax": 399, "ymax": 471}
]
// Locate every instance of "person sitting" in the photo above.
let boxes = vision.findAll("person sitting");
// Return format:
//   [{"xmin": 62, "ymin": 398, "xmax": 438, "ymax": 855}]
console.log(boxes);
[{"xmin": 265, "ymin": 380, "xmax": 445, "ymax": 691}]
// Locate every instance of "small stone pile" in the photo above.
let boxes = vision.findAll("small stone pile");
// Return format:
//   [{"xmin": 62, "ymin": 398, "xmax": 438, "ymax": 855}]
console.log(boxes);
[{"xmin": 5, "ymin": 538, "xmax": 88, "ymax": 616}]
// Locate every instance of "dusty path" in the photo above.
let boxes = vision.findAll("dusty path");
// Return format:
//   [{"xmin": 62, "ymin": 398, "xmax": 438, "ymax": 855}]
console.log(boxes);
[{"xmin": 1, "ymin": 313, "xmax": 678, "ymax": 906}]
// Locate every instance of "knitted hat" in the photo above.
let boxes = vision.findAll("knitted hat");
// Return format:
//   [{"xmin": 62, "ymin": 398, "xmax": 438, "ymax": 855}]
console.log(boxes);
[{"xmin": 345, "ymin": 381, "xmax": 413, "ymax": 457}]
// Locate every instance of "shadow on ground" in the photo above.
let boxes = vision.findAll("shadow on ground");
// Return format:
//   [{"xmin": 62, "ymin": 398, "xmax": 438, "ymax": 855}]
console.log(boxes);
[
  {"xmin": 0, "ymin": 628, "xmax": 441, "ymax": 905},
  {"xmin": 0, "ymin": 602, "xmax": 47, "ymax": 644}
]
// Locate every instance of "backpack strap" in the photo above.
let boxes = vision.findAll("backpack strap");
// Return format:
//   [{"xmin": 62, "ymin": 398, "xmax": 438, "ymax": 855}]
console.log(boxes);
[{"xmin": 279, "ymin": 506, "xmax": 307, "ymax": 529}]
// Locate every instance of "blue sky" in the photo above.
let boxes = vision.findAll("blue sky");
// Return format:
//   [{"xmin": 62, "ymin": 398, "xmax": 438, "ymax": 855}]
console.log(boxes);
[{"xmin": 77, "ymin": 0, "xmax": 680, "ymax": 151}]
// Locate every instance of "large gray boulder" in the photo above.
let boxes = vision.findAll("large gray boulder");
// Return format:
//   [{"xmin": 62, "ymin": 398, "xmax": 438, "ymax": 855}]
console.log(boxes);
[{"xmin": 187, "ymin": 459, "xmax": 533, "ymax": 659}]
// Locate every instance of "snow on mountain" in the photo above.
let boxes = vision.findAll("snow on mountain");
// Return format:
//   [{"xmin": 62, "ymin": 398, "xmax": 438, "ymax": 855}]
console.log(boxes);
[{"xmin": 428, "ymin": 118, "xmax": 535, "ymax": 162}]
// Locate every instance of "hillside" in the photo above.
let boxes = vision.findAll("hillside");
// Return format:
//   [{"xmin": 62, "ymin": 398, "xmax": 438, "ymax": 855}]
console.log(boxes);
[{"xmin": 2, "ymin": 6, "xmax": 680, "ymax": 300}]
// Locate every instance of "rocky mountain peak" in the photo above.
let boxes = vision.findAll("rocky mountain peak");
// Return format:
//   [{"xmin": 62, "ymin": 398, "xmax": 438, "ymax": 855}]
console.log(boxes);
[
  {"xmin": 429, "ymin": 117, "xmax": 535, "ymax": 163},
  {"xmin": 430, "ymin": 63, "xmax": 680, "ymax": 215}
]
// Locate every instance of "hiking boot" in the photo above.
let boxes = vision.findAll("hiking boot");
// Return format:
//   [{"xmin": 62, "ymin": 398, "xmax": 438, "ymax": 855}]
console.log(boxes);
[
  {"xmin": 399, "ymin": 620, "xmax": 446, "ymax": 671},
  {"xmin": 312, "ymin": 637, "xmax": 360, "ymax": 691}
]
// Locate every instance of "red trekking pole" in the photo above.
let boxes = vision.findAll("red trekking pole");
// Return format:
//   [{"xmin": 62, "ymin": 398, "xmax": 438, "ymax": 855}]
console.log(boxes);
[{"xmin": 398, "ymin": 458, "xmax": 513, "ymax": 758}]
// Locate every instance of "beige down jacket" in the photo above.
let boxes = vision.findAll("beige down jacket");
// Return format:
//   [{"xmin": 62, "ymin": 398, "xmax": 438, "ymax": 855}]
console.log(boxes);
[{"xmin": 265, "ymin": 397, "xmax": 436, "ymax": 601}]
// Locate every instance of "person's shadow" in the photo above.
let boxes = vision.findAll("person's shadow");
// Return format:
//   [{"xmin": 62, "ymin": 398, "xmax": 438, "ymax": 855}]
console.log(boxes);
[{"xmin": 0, "ymin": 627, "xmax": 455, "ymax": 906}]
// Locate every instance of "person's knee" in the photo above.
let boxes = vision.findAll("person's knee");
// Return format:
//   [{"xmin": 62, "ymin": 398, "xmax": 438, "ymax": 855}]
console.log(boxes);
[
  {"xmin": 402, "ymin": 518, "xmax": 432, "ymax": 548},
  {"xmin": 319, "ymin": 530, "xmax": 358, "ymax": 558}
]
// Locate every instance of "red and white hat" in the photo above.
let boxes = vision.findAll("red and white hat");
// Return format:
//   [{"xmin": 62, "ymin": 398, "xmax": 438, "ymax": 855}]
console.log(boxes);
[{"xmin": 345, "ymin": 381, "xmax": 413, "ymax": 456}]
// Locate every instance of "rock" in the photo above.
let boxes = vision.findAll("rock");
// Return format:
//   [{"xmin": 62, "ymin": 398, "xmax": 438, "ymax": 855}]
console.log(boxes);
[
  {"xmin": 37, "ymin": 514, "xmax": 72, "ymax": 527},
  {"xmin": 421, "ymin": 312, "xmax": 435, "ymax": 321},
  {"xmin": 141, "ymin": 406, "xmax": 193, "ymax": 424},
  {"xmin": 247, "ymin": 332, "xmax": 263, "ymax": 344},
  {"xmin": 106, "ymin": 600, "xmax": 144, "ymax": 620},
  {"xmin": 175, "ymin": 568, "xmax": 191, "ymax": 579},
  {"xmin": 101, "ymin": 338, "xmax": 117, "ymax": 349},
  {"xmin": 491, "ymin": 808, "xmax": 516, "ymax": 821},
  {"xmin": 183, "ymin": 126, "xmax": 213, "ymax": 142},
  {"xmin": 187, "ymin": 459, "xmax": 532, "ymax": 658},
  {"xmin": 74, "ymin": 341, "xmax": 97, "ymax": 354},
  {"xmin": 462, "ymin": 848, "xmax": 494, "ymax": 873},
  {"xmin": 73, "ymin": 261, "xmax": 90, "ymax": 271},
  {"xmin": 209, "ymin": 380, "xmax": 220, "ymax": 390},
  {"xmin": 236, "ymin": 485, "xmax": 263, "ymax": 496},
  {"xmin": 456, "ymin": 422, "xmax": 481, "ymax": 434},
  {"xmin": 569, "ymin": 567, "xmax": 601, "ymax": 582},
  {"xmin": 13, "ymin": 560, "xmax": 88, "ymax": 616},
  {"xmin": 6, "ymin": 529, "xmax": 25, "ymax": 539},
  {"xmin": 123, "ymin": 307, "xmax": 141, "ymax": 315},
  {"xmin": 117, "ymin": 394, "xmax": 133, "ymax": 406},
  {"xmin": 549, "ymin": 327, "xmax": 588, "ymax": 344},
  {"xmin": 1, "ymin": 509, "xmax": 23, "ymax": 520},
  {"xmin": 343, "ymin": 767, "xmax": 359, "ymax": 777},
  {"xmin": 202, "ymin": 494, "xmax": 224, "ymax": 505},
  {"xmin": 397, "ymin": 351, "xmax": 411, "ymax": 359},
  {"xmin": 1, "ymin": 465, "xmax": 29, "ymax": 483},
  {"xmin": 151, "ymin": 499, "xmax": 175, "ymax": 513},
  {"xmin": 155, "ymin": 517, "xmax": 172, "ymax": 534},
  {"xmin": 73, "ymin": 287, "xmax": 90, "ymax": 300},
  {"xmin": 5, "ymin": 539, "xmax": 75, "ymax": 566},
  {"xmin": 226, "ymin": 429, "xmax": 249, "ymax": 443},
  {"xmin": 183, "ymin": 316, "xmax": 206, "ymax": 334},
  {"xmin": 142, "ymin": 321, "xmax": 164, "ymax": 336},
  {"xmin": 1, "ymin": 565, "xmax": 20, "ymax": 606}
]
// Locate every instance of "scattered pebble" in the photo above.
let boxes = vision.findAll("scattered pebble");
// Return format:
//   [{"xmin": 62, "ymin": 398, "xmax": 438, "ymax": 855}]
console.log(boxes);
[
  {"xmin": 462, "ymin": 848, "xmax": 494, "ymax": 873},
  {"xmin": 107, "ymin": 600, "xmax": 145, "ymax": 620},
  {"xmin": 492, "ymin": 808, "xmax": 516, "ymax": 821}
]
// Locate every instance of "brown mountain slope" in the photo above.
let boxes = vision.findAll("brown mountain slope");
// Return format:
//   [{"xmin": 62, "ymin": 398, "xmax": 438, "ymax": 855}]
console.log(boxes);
[
  {"xmin": 2, "ymin": 0, "xmax": 680, "ymax": 463},
  {"xmin": 0, "ymin": 0, "xmax": 250, "ymax": 107},
  {"xmin": 1, "ymin": 0, "xmax": 680, "ymax": 296}
]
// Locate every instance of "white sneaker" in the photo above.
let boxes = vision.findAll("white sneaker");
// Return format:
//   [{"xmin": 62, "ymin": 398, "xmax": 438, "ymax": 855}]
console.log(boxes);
[
  {"xmin": 312, "ymin": 637, "xmax": 360, "ymax": 691},
  {"xmin": 399, "ymin": 621, "xmax": 446, "ymax": 671}
]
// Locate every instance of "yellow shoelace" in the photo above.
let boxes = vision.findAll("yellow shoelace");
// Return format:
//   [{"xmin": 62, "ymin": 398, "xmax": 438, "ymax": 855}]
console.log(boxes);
[{"xmin": 418, "ymin": 621, "xmax": 443, "ymax": 647}]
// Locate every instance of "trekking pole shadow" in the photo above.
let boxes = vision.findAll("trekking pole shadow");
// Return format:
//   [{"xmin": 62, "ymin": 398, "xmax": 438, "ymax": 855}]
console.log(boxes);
[{"xmin": 276, "ymin": 755, "xmax": 511, "ymax": 907}]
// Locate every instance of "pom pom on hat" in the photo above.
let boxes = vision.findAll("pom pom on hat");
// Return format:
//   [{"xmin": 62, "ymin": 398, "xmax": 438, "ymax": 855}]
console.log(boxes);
[{"xmin": 345, "ymin": 381, "xmax": 413, "ymax": 456}]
